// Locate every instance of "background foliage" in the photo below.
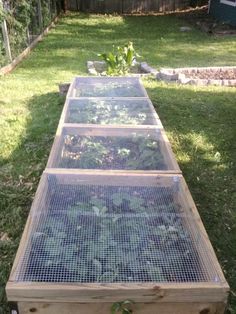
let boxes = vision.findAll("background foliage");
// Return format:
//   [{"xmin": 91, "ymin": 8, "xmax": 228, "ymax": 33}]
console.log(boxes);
[{"xmin": 0, "ymin": 0, "xmax": 62, "ymax": 66}]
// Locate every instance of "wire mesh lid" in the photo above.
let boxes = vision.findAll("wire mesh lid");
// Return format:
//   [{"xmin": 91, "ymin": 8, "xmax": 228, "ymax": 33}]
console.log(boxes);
[
  {"xmin": 13, "ymin": 172, "xmax": 221, "ymax": 285},
  {"xmin": 48, "ymin": 127, "xmax": 179, "ymax": 171},
  {"xmin": 65, "ymin": 98, "xmax": 160, "ymax": 126},
  {"xmin": 69, "ymin": 77, "xmax": 148, "ymax": 98}
]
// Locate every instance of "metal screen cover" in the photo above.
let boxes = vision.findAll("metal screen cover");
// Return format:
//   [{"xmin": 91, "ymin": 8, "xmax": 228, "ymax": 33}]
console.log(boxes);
[
  {"xmin": 69, "ymin": 77, "xmax": 147, "ymax": 98},
  {"xmin": 50, "ymin": 127, "xmax": 176, "ymax": 171},
  {"xmin": 13, "ymin": 173, "xmax": 220, "ymax": 284},
  {"xmin": 65, "ymin": 98, "xmax": 160, "ymax": 126}
]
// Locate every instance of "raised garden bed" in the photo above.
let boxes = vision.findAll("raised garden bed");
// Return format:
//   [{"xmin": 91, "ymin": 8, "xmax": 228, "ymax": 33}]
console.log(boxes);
[
  {"xmin": 47, "ymin": 126, "xmax": 180, "ymax": 172},
  {"xmin": 63, "ymin": 98, "xmax": 162, "ymax": 126},
  {"xmin": 157, "ymin": 66, "xmax": 236, "ymax": 86},
  {"xmin": 6, "ymin": 172, "xmax": 229, "ymax": 314},
  {"xmin": 7, "ymin": 76, "xmax": 229, "ymax": 314}
]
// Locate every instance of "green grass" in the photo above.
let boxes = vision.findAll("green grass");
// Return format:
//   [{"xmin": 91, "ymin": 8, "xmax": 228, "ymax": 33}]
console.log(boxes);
[{"xmin": 0, "ymin": 12, "xmax": 236, "ymax": 313}]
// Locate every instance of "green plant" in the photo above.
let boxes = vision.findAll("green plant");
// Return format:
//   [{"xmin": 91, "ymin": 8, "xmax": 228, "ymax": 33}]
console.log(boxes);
[
  {"xmin": 111, "ymin": 300, "xmax": 135, "ymax": 314},
  {"xmin": 98, "ymin": 42, "xmax": 141, "ymax": 75}
]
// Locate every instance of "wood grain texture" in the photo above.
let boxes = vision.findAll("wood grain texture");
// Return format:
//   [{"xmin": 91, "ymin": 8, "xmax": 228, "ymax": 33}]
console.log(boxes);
[
  {"xmin": 7, "ymin": 282, "xmax": 229, "ymax": 303},
  {"xmin": 18, "ymin": 301, "xmax": 227, "ymax": 314}
]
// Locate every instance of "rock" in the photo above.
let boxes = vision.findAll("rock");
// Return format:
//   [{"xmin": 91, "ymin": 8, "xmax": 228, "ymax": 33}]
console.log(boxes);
[{"xmin": 180, "ymin": 26, "xmax": 192, "ymax": 32}]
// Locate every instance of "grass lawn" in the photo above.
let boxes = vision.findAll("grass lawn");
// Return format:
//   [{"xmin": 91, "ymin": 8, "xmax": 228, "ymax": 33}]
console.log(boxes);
[{"xmin": 0, "ymin": 12, "xmax": 236, "ymax": 313}]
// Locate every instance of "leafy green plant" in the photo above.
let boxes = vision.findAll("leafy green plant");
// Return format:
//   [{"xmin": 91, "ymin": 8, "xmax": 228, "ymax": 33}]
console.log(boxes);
[
  {"xmin": 98, "ymin": 42, "xmax": 141, "ymax": 75},
  {"xmin": 61, "ymin": 135, "xmax": 166, "ymax": 170},
  {"xmin": 111, "ymin": 300, "xmax": 135, "ymax": 314}
]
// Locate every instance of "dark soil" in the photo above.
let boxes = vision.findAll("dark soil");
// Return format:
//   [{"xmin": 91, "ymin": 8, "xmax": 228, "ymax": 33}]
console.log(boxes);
[{"xmin": 182, "ymin": 68, "xmax": 236, "ymax": 80}]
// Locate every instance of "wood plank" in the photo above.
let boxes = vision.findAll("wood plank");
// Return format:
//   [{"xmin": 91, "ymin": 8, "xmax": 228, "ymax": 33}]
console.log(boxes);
[
  {"xmin": 17, "ymin": 301, "xmax": 227, "ymax": 314},
  {"xmin": 7, "ymin": 282, "xmax": 228, "ymax": 303},
  {"xmin": 43, "ymin": 169, "xmax": 179, "ymax": 186}
]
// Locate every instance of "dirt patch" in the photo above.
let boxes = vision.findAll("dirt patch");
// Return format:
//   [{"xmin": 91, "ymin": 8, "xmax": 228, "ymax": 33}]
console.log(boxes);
[{"xmin": 182, "ymin": 68, "xmax": 236, "ymax": 80}]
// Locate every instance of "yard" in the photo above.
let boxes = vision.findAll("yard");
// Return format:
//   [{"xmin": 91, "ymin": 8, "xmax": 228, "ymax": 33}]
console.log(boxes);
[{"xmin": 0, "ymin": 12, "xmax": 236, "ymax": 313}]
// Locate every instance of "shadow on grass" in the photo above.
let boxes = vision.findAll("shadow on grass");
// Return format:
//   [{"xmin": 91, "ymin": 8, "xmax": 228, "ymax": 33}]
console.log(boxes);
[
  {"xmin": 0, "ymin": 91, "xmax": 65, "ymax": 314},
  {"xmin": 146, "ymin": 81, "xmax": 236, "ymax": 312}
]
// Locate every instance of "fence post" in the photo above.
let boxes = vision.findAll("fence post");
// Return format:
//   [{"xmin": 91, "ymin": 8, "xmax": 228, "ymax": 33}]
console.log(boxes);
[
  {"xmin": 0, "ymin": 0, "xmax": 12, "ymax": 62},
  {"xmin": 1, "ymin": 20, "xmax": 12, "ymax": 62}
]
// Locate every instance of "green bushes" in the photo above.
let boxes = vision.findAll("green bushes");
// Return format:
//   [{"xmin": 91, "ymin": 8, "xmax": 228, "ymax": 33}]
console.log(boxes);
[{"xmin": 0, "ymin": 0, "xmax": 62, "ymax": 65}]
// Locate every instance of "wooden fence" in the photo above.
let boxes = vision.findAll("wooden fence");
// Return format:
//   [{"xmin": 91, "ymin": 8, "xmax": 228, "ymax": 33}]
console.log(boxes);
[{"xmin": 67, "ymin": 0, "xmax": 190, "ymax": 13}]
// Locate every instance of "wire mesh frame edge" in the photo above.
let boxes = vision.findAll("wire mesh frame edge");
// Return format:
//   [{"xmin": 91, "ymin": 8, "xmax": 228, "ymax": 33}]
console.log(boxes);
[{"xmin": 7, "ymin": 171, "xmax": 227, "ymax": 287}]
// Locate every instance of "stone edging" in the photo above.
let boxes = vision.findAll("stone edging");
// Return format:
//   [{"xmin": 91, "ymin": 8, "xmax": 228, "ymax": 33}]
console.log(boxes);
[
  {"xmin": 87, "ymin": 61, "xmax": 158, "ymax": 77},
  {"xmin": 59, "ymin": 65, "xmax": 236, "ymax": 95},
  {"xmin": 157, "ymin": 66, "xmax": 236, "ymax": 86}
]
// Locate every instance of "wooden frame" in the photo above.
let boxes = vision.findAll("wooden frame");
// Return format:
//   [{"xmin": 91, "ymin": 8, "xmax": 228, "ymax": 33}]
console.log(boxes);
[
  {"xmin": 46, "ymin": 125, "xmax": 181, "ymax": 173},
  {"xmin": 60, "ymin": 97, "xmax": 163, "ymax": 128},
  {"xmin": 6, "ymin": 77, "xmax": 229, "ymax": 313},
  {"xmin": 6, "ymin": 172, "xmax": 229, "ymax": 314}
]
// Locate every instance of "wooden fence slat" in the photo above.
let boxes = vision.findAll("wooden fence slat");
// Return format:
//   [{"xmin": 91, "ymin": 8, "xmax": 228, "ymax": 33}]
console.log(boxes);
[{"xmin": 75, "ymin": 0, "xmax": 190, "ymax": 13}]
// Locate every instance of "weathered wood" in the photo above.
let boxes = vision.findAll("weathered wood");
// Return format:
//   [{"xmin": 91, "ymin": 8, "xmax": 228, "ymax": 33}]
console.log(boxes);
[
  {"xmin": 17, "ymin": 301, "xmax": 227, "ymax": 314},
  {"xmin": 73, "ymin": 0, "xmax": 190, "ymax": 13},
  {"xmin": 7, "ymin": 281, "xmax": 229, "ymax": 303},
  {"xmin": 43, "ymin": 170, "xmax": 181, "ymax": 186}
]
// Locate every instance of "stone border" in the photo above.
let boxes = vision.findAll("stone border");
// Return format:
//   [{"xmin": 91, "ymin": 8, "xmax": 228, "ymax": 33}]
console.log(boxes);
[
  {"xmin": 59, "ymin": 65, "xmax": 236, "ymax": 95},
  {"xmin": 157, "ymin": 66, "xmax": 236, "ymax": 86},
  {"xmin": 87, "ymin": 61, "xmax": 158, "ymax": 77}
]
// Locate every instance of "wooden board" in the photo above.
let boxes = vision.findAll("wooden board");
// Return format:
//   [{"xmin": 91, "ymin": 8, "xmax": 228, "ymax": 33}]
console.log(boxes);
[{"xmin": 17, "ymin": 301, "xmax": 227, "ymax": 314}]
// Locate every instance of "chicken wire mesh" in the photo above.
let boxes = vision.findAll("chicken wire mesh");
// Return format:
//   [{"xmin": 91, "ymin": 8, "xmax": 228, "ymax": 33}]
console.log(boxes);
[
  {"xmin": 65, "ymin": 98, "xmax": 160, "ymax": 126},
  {"xmin": 49, "ymin": 127, "xmax": 177, "ymax": 171},
  {"xmin": 13, "ymin": 173, "xmax": 221, "ymax": 284},
  {"xmin": 69, "ymin": 77, "xmax": 148, "ymax": 98}
]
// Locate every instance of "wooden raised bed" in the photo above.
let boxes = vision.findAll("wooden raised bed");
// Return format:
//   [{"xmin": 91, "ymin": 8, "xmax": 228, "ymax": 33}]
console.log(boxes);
[
  {"xmin": 6, "ymin": 172, "xmax": 229, "ymax": 314},
  {"xmin": 6, "ymin": 76, "xmax": 229, "ymax": 313},
  {"xmin": 46, "ymin": 126, "xmax": 180, "ymax": 173}
]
